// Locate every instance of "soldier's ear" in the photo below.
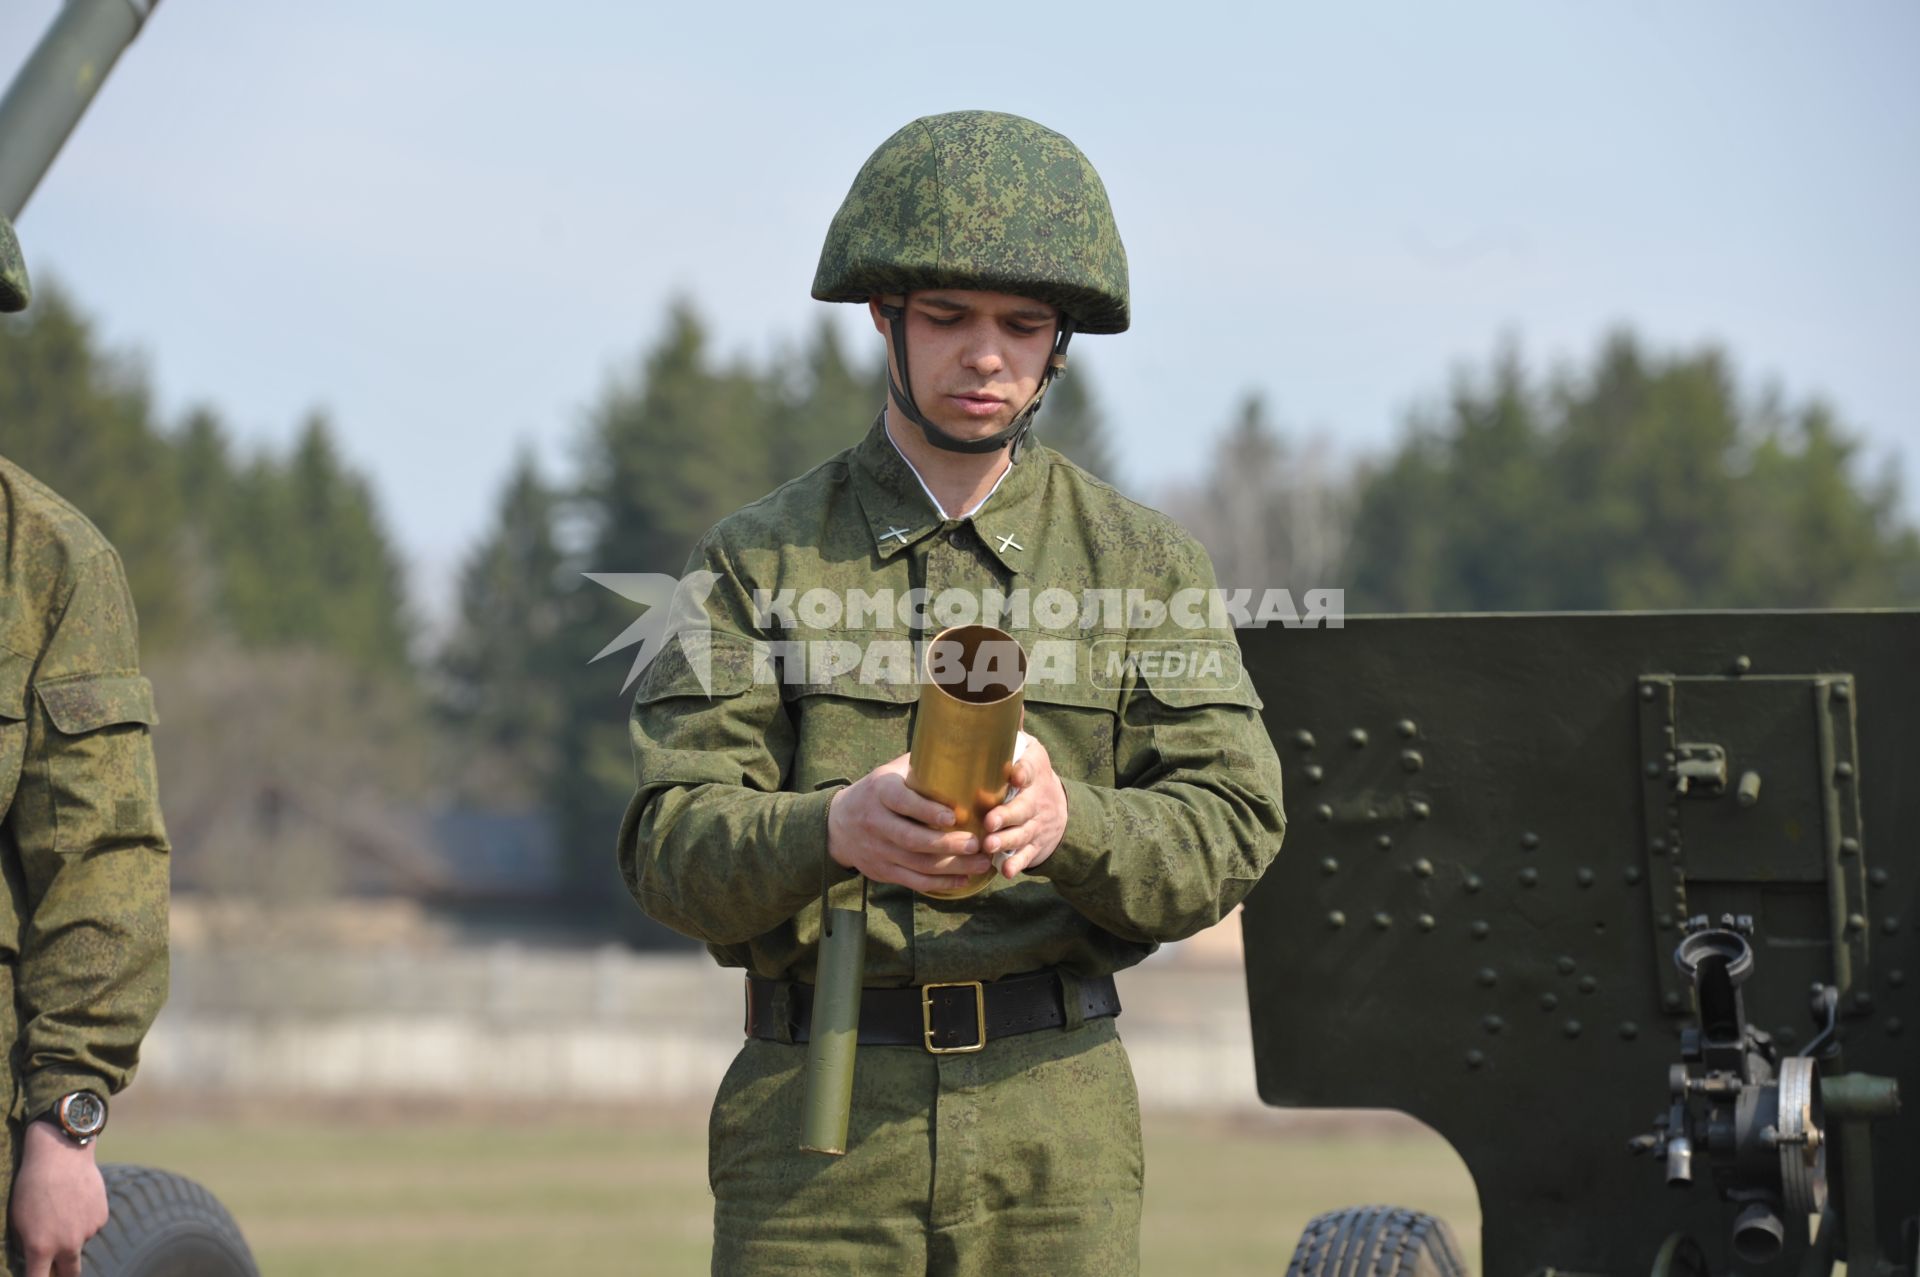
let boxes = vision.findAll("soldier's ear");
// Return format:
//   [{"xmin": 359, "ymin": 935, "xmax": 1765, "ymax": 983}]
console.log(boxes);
[{"xmin": 867, "ymin": 297, "xmax": 887, "ymax": 334}]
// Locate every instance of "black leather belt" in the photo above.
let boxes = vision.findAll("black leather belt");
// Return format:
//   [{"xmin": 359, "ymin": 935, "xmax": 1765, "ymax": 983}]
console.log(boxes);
[{"xmin": 745, "ymin": 969, "xmax": 1120, "ymax": 1054}]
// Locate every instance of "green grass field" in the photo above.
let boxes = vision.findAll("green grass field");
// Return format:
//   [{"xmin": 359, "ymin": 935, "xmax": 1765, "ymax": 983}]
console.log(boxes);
[{"xmin": 107, "ymin": 1102, "xmax": 1480, "ymax": 1276}]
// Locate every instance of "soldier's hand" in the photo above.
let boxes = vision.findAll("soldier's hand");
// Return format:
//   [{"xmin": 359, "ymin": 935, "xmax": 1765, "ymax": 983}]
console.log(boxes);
[
  {"xmin": 10, "ymin": 1120, "xmax": 108, "ymax": 1277},
  {"xmin": 829, "ymin": 753, "xmax": 990, "ymax": 891},
  {"xmin": 985, "ymin": 736, "xmax": 1069, "ymax": 877}
]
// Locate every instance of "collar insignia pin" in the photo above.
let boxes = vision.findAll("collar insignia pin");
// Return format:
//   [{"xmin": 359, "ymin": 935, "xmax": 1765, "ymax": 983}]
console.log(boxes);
[
  {"xmin": 996, "ymin": 532, "xmax": 1024, "ymax": 553},
  {"xmin": 882, "ymin": 525, "xmax": 912, "ymax": 546}
]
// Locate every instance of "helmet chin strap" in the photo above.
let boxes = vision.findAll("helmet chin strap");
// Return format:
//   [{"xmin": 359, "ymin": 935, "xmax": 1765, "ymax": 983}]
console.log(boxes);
[{"xmin": 879, "ymin": 300, "xmax": 1075, "ymax": 463}]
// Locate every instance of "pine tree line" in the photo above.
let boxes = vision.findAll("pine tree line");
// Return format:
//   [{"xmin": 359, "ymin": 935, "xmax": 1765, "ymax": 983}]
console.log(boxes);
[
  {"xmin": 1168, "ymin": 331, "xmax": 1920, "ymax": 613},
  {"xmin": 1, "ymin": 287, "xmax": 411, "ymax": 667}
]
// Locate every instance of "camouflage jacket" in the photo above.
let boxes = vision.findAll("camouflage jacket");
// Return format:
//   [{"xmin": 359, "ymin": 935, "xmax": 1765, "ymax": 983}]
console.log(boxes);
[
  {"xmin": 619, "ymin": 419, "xmax": 1285, "ymax": 985},
  {"xmin": 0, "ymin": 457, "xmax": 169, "ymax": 1143}
]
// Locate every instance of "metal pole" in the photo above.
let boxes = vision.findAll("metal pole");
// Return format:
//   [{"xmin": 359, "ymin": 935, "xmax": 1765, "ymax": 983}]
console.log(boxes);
[{"xmin": 0, "ymin": 0, "xmax": 161, "ymax": 221}]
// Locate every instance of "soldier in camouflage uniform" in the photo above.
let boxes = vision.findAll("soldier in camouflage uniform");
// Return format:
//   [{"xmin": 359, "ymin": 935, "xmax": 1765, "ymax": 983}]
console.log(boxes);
[
  {"xmin": 0, "ymin": 271, "xmax": 170, "ymax": 1277},
  {"xmin": 619, "ymin": 111, "xmax": 1285, "ymax": 1275}
]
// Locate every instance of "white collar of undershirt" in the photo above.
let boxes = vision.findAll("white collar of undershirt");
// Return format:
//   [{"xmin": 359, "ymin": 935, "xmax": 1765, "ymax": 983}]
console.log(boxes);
[{"xmin": 884, "ymin": 411, "xmax": 1012, "ymax": 520}]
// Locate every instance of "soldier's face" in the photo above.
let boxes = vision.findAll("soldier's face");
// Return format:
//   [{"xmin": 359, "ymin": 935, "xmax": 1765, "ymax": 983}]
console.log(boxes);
[{"xmin": 870, "ymin": 291, "xmax": 1058, "ymax": 443}]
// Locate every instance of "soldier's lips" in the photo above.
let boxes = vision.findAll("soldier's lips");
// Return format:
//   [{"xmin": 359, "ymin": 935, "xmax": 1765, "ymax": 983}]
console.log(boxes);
[{"xmin": 947, "ymin": 394, "xmax": 1005, "ymax": 417}]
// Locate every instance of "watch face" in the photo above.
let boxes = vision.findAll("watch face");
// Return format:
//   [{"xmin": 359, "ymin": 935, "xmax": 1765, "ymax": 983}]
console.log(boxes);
[{"xmin": 58, "ymin": 1092, "xmax": 106, "ymax": 1138}]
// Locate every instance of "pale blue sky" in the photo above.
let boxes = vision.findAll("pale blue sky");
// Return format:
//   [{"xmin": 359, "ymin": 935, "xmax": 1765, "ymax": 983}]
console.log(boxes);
[{"xmin": 6, "ymin": 1, "xmax": 1916, "ymax": 616}]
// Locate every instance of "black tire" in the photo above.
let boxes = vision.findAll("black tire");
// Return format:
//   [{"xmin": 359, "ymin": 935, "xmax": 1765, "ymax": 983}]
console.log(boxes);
[
  {"xmin": 81, "ymin": 1165, "xmax": 258, "ymax": 1277},
  {"xmin": 1286, "ymin": 1204, "xmax": 1469, "ymax": 1277}
]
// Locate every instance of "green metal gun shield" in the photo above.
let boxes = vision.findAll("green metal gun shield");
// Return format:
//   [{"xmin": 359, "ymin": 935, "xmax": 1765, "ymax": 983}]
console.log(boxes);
[
  {"xmin": 1239, "ymin": 609, "xmax": 1920, "ymax": 1276},
  {"xmin": 813, "ymin": 111, "xmax": 1130, "ymax": 334},
  {"xmin": 1, "ymin": 216, "xmax": 29, "ymax": 312}
]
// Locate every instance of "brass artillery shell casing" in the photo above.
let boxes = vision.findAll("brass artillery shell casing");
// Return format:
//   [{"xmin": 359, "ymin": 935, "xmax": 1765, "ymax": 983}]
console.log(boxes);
[{"xmin": 907, "ymin": 625, "xmax": 1028, "ymax": 901}]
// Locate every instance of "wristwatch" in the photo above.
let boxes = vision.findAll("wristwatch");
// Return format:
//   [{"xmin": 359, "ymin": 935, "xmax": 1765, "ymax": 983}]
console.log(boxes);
[{"xmin": 43, "ymin": 1091, "xmax": 108, "ymax": 1147}]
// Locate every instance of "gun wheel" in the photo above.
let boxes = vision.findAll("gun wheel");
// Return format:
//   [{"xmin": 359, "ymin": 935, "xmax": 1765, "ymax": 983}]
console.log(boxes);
[
  {"xmin": 1285, "ymin": 1204, "xmax": 1468, "ymax": 1277},
  {"xmin": 81, "ymin": 1165, "xmax": 260, "ymax": 1277}
]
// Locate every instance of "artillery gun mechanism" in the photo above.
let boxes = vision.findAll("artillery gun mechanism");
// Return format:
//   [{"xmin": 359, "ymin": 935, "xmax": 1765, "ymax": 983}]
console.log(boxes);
[{"xmin": 1631, "ymin": 916, "xmax": 1840, "ymax": 1266}]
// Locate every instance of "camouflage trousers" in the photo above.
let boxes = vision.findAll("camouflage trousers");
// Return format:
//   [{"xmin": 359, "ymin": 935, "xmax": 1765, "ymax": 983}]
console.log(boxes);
[{"xmin": 708, "ymin": 1016, "xmax": 1143, "ymax": 1276}]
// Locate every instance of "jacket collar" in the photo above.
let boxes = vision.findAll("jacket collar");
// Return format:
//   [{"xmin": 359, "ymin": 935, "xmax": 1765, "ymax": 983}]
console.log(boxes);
[{"xmin": 849, "ymin": 414, "xmax": 1047, "ymax": 575}]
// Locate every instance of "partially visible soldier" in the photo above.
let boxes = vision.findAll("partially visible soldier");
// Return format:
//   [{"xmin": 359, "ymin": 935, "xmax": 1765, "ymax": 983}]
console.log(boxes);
[
  {"xmin": 1, "ymin": 264, "xmax": 170, "ymax": 1277},
  {"xmin": 620, "ymin": 111, "xmax": 1285, "ymax": 1273}
]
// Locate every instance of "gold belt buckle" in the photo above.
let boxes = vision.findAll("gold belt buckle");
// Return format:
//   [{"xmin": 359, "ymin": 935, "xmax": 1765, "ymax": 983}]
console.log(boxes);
[{"xmin": 921, "ymin": 980, "xmax": 986, "ymax": 1054}]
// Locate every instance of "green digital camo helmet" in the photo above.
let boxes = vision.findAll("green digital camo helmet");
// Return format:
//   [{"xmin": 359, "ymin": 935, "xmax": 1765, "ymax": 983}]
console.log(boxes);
[{"xmin": 813, "ymin": 110, "xmax": 1129, "ymax": 459}]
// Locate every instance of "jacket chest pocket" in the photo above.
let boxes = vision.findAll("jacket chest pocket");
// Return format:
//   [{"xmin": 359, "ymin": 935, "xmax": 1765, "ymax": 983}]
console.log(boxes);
[
  {"xmin": 779, "ymin": 665, "xmax": 916, "ymax": 791},
  {"xmin": 1019, "ymin": 676, "xmax": 1122, "ymax": 786}
]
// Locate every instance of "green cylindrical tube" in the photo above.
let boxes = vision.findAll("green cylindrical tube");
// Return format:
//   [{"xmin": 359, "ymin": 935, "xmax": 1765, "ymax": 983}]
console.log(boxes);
[{"xmin": 799, "ymin": 904, "xmax": 867, "ymax": 1155}]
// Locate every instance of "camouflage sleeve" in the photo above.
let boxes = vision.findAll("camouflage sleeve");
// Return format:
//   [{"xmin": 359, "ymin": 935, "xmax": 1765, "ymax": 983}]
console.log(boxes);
[
  {"xmin": 1030, "ymin": 542, "xmax": 1287, "ymax": 943},
  {"xmin": 616, "ymin": 537, "xmax": 837, "ymax": 947},
  {"xmin": 5, "ymin": 548, "xmax": 169, "ymax": 1119}
]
